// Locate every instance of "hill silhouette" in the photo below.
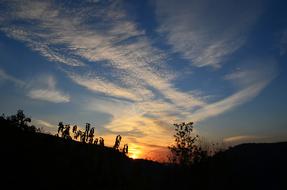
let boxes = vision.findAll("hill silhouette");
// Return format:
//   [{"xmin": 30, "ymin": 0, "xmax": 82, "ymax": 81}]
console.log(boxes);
[{"xmin": 1, "ymin": 119, "xmax": 287, "ymax": 189}]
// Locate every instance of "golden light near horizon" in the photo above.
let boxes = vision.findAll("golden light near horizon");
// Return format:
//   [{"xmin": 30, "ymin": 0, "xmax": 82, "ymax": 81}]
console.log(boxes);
[
  {"xmin": 128, "ymin": 143, "xmax": 142, "ymax": 159},
  {"xmin": 0, "ymin": 0, "xmax": 285, "ymax": 166}
]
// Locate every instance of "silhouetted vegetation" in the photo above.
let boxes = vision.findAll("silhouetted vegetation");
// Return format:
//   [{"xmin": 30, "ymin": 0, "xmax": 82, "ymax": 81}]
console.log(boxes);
[
  {"xmin": 0, "ymin": 110, "xmax": 40, "ymax": 133},
  {"xmin": 57, "ymin": 120, "xmax": 117, "ymax": 149},
  {"xmin": 99, "ymin": 137, "xmax": 105, "ymax": 146},
  {"xmin": 1, "ymin": 110, "xmax": 286, "ymax": 190},
  {"xmin": 113, "ymin": 135, "xmax": 122, "ymax": 150},
  {"xmin": 123, "ymin": 144, "xmax": 128, "ymax": 155},
  {"xmin": 168, "ymin": 122, "xmax": 208, "ymax": 166}
]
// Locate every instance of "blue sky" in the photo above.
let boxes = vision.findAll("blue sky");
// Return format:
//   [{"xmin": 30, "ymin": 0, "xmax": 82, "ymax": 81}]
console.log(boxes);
[{"xmin": 0, "ymin": 0, "xmax": 287, "ymax": 159}]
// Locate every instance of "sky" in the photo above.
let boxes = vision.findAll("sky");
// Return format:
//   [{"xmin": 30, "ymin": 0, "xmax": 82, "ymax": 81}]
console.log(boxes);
[{"xmin": 0, "ymin": 0, "xmax": 287, "ymax": 161}]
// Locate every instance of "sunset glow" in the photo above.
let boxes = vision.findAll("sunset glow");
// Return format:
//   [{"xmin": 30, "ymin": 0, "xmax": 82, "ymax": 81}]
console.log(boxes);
[
  {"xmin": 128, "ymin": 144, "xmax": 142, "ymax": 160},
  {"xmin": 0, "ymin": 0, "xmax": 287, "ymax": 161}
]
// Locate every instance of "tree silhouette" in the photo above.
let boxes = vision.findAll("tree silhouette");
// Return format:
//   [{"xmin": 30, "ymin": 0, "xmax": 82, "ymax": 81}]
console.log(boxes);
[
  {"xmin": 1, "ymin": 110, "xmax": 38, "ymax": 133},
  {"xmin": 12, "ymin": 110, "xmax": 32, "ymax": 130},
  {"xmin": 168, "ymin": 122, "xmax": 207, "ymax": 166},
  {"xmin": 16, "ymin": 110, "xmax": 25, "ymax": 125}
]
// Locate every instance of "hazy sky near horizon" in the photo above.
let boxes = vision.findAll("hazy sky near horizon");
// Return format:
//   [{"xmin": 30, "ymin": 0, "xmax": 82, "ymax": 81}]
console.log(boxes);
[{"xmin": 0, "ymin": 0, "xmax": 287, "ymax": 160}]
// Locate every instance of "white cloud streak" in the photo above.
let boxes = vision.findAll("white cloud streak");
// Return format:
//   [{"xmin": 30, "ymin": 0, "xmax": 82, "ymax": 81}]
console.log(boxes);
[
  {"xmin": 32, "ymin": 119, "xmax": 57, "ymax": 134},
  {"xmin": 223, "ymin": 135, "xmax": 264, "ymax": 145},
  {"xmin": 0, "ymin": 67, "xmax": 69, "ymax": 103},
  {"xmin": 0, "ymin": 68, "xmax": 25, "ymax": 87},
  {"xmin": 68, "ymin": 72, "xmax": 152, "ymax": 101},
  {"xmin": 0, "ymin": 0, "xmax": 276, "ymax": 148},
  {"xmin": 33, "ymin": 119, "xmax": 55, "ymax": 129},
  {"xmin": 27, "ymin": 75, "xmax": 70, "ymax": 103},
  {"xmin": 190, "ymin": 58, "xmax": 277, "ymax": 122},
  {"xmin": 0, "ymin": 0, "xmax": 204, "ymax": 109},
  {"xmin": 155, "ymin": 0, "xmax": 263, "ymax": 67},
  {"xmin": 28, "ymin": 89, "xmax": 70, "ymax": 103},
  {"xmin": 190, "ymin": 82, "xmax": 269, "ymax": 122}
]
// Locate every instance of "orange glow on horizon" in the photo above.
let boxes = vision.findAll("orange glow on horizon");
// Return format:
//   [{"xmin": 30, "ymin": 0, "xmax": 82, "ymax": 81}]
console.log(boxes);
[
  {"xmin": 125, "ymin": 142, "xmax": 170, "ymax": 162},
  {"xmin": 128, "ymin": 143, "xmax": 142, "ymax": 159}
]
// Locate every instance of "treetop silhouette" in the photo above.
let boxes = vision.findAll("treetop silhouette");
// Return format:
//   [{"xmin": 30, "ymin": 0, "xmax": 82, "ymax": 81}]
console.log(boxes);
[
  {"xmin": 0, "ymin": 110, "xmax": 39, "ymax": 133},
  {"xmin": 169, "ymin": 122, "xmax": 207, "ymax": 166}
]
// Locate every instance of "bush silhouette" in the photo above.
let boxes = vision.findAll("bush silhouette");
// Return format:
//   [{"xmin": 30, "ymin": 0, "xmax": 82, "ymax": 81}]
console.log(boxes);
[
  {"xmin": 168, "ymin": 122, "xmax": 207, "ymax": 166},
  {"xmin": 0, "ymin": 110, "xmax": 39, "ymax": 133}
]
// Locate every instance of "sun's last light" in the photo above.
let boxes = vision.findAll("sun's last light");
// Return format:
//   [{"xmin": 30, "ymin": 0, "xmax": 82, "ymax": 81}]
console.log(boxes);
[{"xmin": 128, "ymin": 143, "xmax": 142, "ymax": 159}]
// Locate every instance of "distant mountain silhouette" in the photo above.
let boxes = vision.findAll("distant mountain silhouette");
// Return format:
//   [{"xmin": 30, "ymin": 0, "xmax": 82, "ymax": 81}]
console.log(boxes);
[
  {"xmin": 194, "ymin": 142, "xmax": 287, "ymax": 190},
  {"xmin": 1, "ymin": 122, "xmax": 287, "ymax": 190}
]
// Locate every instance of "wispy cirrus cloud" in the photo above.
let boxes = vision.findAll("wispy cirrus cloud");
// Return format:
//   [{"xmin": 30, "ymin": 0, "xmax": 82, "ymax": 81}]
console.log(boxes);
[
  {"xmin": 0, "ymin": 0, "xmax": 277, "ymax": 153},
  {"xmin": 0, "ymin": 68, "xmax": 25, "ymax": 87},
  {"xmin": 0, "ymin": 68, "xmax": 69, "ymax": 103},
  {"xmin": 155, "ymin": 0, "xmax": 264, "ymax": 67},
  {"xmin": 190, "ymin": 58, "xmax": 277, "ymax": 122},
  {"xmin": 32, "ymin": 119, "xmax": 57, "ymax": 134},
  {"xmin": 0, "ymin": 2, "xmax": 205, "ymax": 103},
  {"xmin": 28, "ymin": 89, "xmax": 70, "ymax": 103},
  {"xmin": 223, "ymin": 135, "xmax": 264, "ymax": 145},
  {"xmin": 67, "ymin": 72, "xmax": 153, "ymax": 102},
  {"xmin": 0, "ymin": 0, "xmax": 204, "ymax": 110},
  {"xmin": 27, "ymin": 75, "xmax": 70, "ymax": 103},
  {"xmin": 33, "ymin": 119, "xmax": 55, "ymax": 129},
  {"xmin": 190, "ymin": 81, "xmax": 269, "ymax": 122}
]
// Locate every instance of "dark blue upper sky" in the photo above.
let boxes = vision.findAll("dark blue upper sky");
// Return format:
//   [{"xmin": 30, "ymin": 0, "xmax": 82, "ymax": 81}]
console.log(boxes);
[{"xmin": 0, "ymin": 0, "xmax": 287, "ymax": 158}]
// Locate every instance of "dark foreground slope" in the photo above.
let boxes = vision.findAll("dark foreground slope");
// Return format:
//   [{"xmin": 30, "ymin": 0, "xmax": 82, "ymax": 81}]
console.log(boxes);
[
  {"xmin": 200, "ymin": 142, "xmax": 287, "ymax": 189},
  {"xmin": 1, "ymin": 124, "xmax": 287, "ymax": 190},
  {"xmin": 1, "ymin": 124, "xmax": 173, "ymax": 190}
]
